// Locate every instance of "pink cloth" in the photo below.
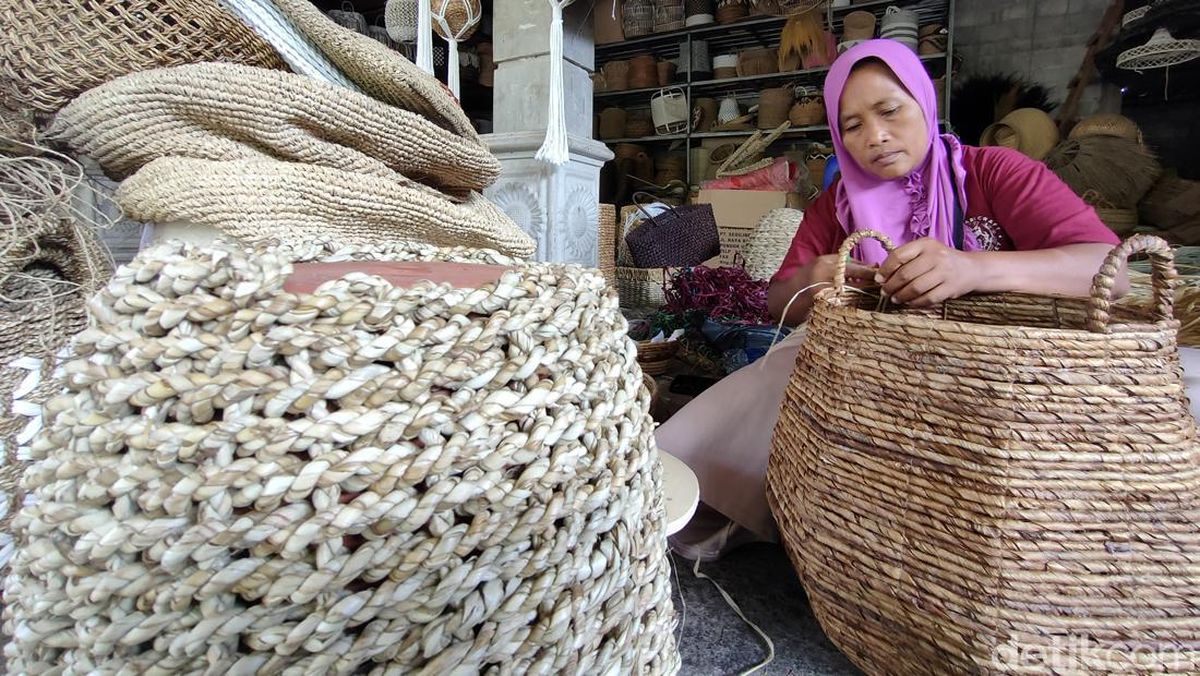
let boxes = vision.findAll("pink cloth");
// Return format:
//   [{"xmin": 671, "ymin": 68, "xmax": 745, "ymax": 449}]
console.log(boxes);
[
  {"xmin": 773, "ymin": 145, "xmax": 1121, "ymax": 283},
  {"xmin": 825, "ymin": 40, "xmax": 973, "ymax": 265}
]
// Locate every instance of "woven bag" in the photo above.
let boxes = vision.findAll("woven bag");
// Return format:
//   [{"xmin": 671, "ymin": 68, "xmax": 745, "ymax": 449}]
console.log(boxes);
[
  {"xmin": 768, "ymin": 230, "xmax": 1200, "ymax": 674},
  {"xmin": 624, "ymin": 195, "xmax": 720, "ymax": 268},
  {"xmin": 271, "ymin": 0, "xmax": 478, "ymax": 140},
  {"xmin": 0, "ymin": 0, "xmax": 286, "ymax": 113},
  {"xmin": 49, "ymin": 63, "xmax": 499, "ymax": 191},
  {"xmin": 3, "ymin": 239, "xmax": 681, "ymax": 674},
  {"xmin": 115, "ymin": 157, "xmax": 536, "ymax": 257}
]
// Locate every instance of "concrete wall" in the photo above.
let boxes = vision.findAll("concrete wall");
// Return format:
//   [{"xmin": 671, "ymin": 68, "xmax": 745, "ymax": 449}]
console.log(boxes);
[{"xmin": 953, "ymin": 0, "xmax": 1114, "ymax": 115}]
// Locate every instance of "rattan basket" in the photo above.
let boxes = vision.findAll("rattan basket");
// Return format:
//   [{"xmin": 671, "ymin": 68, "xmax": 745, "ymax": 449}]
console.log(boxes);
[
  {"xmin": 636, "ymin": 339, "xmax": 680, "ymax": 375},
  {"xmin": 737, "ymin": 47, "xmax": 779, "ymax": 77},
  {"xmin": 768, "ymin": 230, "xmax": 1200, "ymax": 674},
  {"xmin": 1, "ymin": 0, "xmax": 286, "ymax": 113},
  {"xmin": 623, "ymin": 0, "xmax": 656, "ymax": 37},
  {"xmin": 757, "ymin": 87, "xmax": 794, "ymax": 130},
  {"xmin": 616, "ymin": 266, "xmax": 669, "ymax": 309},
  {"xmin": 603, "ymin": 60, "xmax": 631, "ymax": 90}
]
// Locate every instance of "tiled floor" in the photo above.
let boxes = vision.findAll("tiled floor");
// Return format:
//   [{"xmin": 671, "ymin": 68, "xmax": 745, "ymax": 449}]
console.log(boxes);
[{"xmin": 670, "ymin": 544, "xmax": 861, "ymax": 676}]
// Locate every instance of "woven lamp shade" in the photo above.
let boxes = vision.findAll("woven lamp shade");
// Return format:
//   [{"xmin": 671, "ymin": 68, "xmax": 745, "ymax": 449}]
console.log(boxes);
[
  {"xmin": 431, "ymin": 0, "xmax": 482, "ymax": 40},
  {"xmin": 3, "ymin": 239, "xmax": 682, "ymax": 674}
]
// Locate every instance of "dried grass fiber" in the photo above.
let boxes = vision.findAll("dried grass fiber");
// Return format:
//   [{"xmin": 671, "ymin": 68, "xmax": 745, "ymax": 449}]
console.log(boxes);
[{"xmin": 1044, "ymin": 135, "xmax": 1162, "ymax": 209}]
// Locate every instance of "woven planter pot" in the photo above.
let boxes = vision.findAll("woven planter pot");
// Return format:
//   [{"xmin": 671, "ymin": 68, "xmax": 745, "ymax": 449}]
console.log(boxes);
[
  {"xmin": 4, "ymin": 240, "xmax": 681, "ymax": 674},
  {"xmin": 115, "ymin": 157, "xmax": 535, "ymax": 257},
  {"xmin": 49, "ymin": 62, "xmax": 498, "ymax": 191},
  {"xmin": 768, "ymin": 231, "xmax": 1200, "ymax": 674},
  {"xmin": 757, "ymin": 87, "xmax": 794, "ymax": 130},
  {"xmin": 737, "ymin": 47, "xmax": 778, "ymax": 77},
  {"xmin": 623, "ymin": 0, "xmax": 656, "ymax": 37},
  {"xmin": 0, "ymin": 0, "xmax": 286, "ymax": 113}
]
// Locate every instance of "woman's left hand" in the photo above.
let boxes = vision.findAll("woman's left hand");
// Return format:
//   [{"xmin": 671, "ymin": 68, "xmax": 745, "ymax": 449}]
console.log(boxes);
[{"xmin": 875, "ymin": 238, "xmax": 979, "ymax": 306}]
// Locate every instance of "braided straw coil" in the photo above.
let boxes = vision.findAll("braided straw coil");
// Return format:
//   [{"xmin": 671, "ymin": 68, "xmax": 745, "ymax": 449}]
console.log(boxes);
[
  {"xmin": 49, "ymin": 63, "xmax": 499, "ymax": 191},
  {"xmin": 2, "ymin": 238, "xmax": 681, "ymax": 674},
  {"xmin": 0, "ymin": 0, "xmax": 286, "ymax": 113},
  {"xmin": 116, "ymin": 157, "xmax": 535, "ymax": 257},
  {"xmin": 768, "ymin": 230, "xmax": 1200, "ymax": 674},
  {"xmin": 271, "ymin": 0, "xmax": 477, "ymax": 140},
  {"xmin": 741, "ymin": 208, "xmax": 801, "ymax": 280}
]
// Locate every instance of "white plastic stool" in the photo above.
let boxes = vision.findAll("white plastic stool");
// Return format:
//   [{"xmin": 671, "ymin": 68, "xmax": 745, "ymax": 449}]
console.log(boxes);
[{"xmin": 659, "ymin": 450, "xmax": 699, "ymax": 536}]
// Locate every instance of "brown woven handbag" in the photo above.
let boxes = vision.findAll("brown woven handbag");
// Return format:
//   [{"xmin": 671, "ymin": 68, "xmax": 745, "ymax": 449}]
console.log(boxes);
[
  {"xmin": 624, "ymin": 193, "xmax": 720, "ymax": 268},
  {"xmin": 768, "ymin": 230, "xmax": 1200, "ymax": 674}
]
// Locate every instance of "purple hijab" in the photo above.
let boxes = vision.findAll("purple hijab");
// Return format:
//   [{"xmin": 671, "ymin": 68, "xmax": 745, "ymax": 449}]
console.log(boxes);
[{"xmin": 823, "ymin": 40, "xmax": 974, "ymax": 265}]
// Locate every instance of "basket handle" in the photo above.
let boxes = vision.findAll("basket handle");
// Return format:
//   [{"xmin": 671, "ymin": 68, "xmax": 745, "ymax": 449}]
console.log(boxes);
[
  {"xmin": 631, "ymin": 191, "xmax": 678, "ymax": 222},
  {"xmin": 1086, "ymin": 234, "xmax": 1177, "ymax": 332},
  {"xmin": 832, "ymin": 230, "xmax": 894, "ymax": 298}
]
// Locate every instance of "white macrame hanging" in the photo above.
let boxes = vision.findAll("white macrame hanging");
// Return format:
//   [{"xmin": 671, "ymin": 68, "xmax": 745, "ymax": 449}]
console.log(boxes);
[
  {"xmin": 430, "ymin": 0, "xmax": 482, "ymax": 98},
  {"xmin": 418, "ymin": 0, "xmax": 435, "ymax": 74},
  {"xmin": 384, "ymin": 0, "xmax": 418, "ymax": 43},
  {"xmin": 535, "ymin": 0, "xmax": 576, "ymax": 165}
]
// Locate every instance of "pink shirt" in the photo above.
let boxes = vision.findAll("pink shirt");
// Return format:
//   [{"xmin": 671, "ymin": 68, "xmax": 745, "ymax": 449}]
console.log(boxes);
[{"xmin": 772, "ymin": 145, "xmax": 1120, "ymax": 283}]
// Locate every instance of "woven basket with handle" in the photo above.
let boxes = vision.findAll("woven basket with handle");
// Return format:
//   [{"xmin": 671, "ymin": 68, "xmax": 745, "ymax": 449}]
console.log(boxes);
[{"xmin": 768, "ymin": 230, "xmax": 1200, "ymax": 674}]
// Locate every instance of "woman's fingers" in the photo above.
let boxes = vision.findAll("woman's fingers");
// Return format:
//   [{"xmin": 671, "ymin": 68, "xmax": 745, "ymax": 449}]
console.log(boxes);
[{"xmin": 880, "ymin": 253, "xmax": 939, "ymax": 297}]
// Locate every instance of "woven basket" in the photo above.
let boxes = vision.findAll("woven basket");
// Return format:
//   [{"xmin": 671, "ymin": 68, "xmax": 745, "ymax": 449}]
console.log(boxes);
[
  {"xmin": 272, "ymin": 0, "xmax": 478, "ymax": 140},
  {"xmin": 1045, "ymin": 136, "xmax": 1162, "ymax": 209},
  {"xmin": 657, "ymin": 60, "xmax": 678, "ymax": 86},
  {"xmin": 1095, "ymin": 205, "xmax": 1139, "ymax": 236},
  {"xmin": 636, "ymin": 339, "xmax": 680, "ymax": 376},
  {"xmin": 616, "ymin": 266, "xmax": 669, "ymax": 309},
  {"xmin": 768, "ymin": 230, "xmax": 1200, "ymax": 674},
  {"xmin": 599, "ymin": 203, "xmax": 618, "ymax": 285},
  {"xmin": 757, "ymin": 87, "xmax": 794, "ymax": 130},
  {"xmin": 737, "ymin": 47, "xmax": 779, "ymax": 77},
  {"xmin": 0, "ymin": 0, "xmax": 286, "ymax": 113},
  {"xmin": 3, "ymin": 239, "xmax": 681, "ymax": 674},
  {"xmin": 49, "ymin": 62, "xmax": 498, "ymax": 191},
  {"xmin": 918, "ymin": 23, "xmax": 947, "ymax": 55},
  {"xmin": 654, "ymin": 0, "xmax": 686, "ymax": 32},
  {"xmin": 1069, "ymin": 113, "xmax": 1143, "ymax": 142},
  {"xmin": 116, "ymin": 157, "xmax": 535, "ymax": 257},
  {"xmin": 715, "ymin": 0, "xmax": 749, "ymax": 24},
  {"xmin": 629, "ymin": 54, "xmax": 659, "ymax": 89},
  {"xmin": 623, "ymin": 0, "xmax": 656, "ymax": 37},
  {"xmin": 625, "ymin": 113, "xmax": 655, "ymax": 139},
  {"xmin": 789, "ymin": 95, "xmax": 826, "ymax": 126},
  {"xmin": 603, "ymin": 60, "xmax": 631, "ymax": 90},
  {"xmin": 742, "ymin": 207, "xmax": 801, "ymax": 280},
  {"xmin": 600, "ymin": 107, "xmax": 629, "ymax": 140},
  {"xmin": 980, "ymin": 107, "xmax": 1060, "ymax": 161}
]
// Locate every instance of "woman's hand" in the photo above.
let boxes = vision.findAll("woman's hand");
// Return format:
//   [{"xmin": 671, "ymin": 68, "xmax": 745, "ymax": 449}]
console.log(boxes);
[
  {"xmin": 876, "ymin": 238, "xmax": 979, "ymax": 306},
  {"xmin": 810, "ymin": 253, "xmax": 879, "ymax": 289},
  {"xmin": 768, "ymin": 254, "xmax": 877, "ymax": 325}
]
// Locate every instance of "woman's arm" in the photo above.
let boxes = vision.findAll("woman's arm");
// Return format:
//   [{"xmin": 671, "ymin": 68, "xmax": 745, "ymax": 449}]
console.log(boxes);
[
  {"xmin": 769, "ymin": 255, "xmax": 877, "ymax": 324},
  {"xmin": 877, "ymin": 238, "xmax": 1128, "ymax": 306}
]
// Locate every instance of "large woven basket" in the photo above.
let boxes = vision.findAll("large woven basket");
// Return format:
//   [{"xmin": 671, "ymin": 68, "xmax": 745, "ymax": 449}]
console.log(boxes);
[
  {"xmin": 115, "ymin": 156, "xmax": 535, "ymax": 257},
  {"xmin": 0, "ymin": 0, "xmax": 286, "ymax": 113},
  {"xmin": 49, "ymin": 62, "xmax": 499, "ymax": 191},
  {"xmin": 616, "ymin": 266, "xmax": 669, "ymax": 309},
  {"xmin": 3, "ymin": 239, "xmax": 681, "ymax": 674},
  {"xmin": 767, "ymin": 230, "xmax": 1200, "ymax": 674}
]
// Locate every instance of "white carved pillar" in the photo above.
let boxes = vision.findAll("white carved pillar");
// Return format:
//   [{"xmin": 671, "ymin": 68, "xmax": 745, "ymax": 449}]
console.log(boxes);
[{"xmin": 483, "ymin": 0, "xmax": 613, "ymax": 265}]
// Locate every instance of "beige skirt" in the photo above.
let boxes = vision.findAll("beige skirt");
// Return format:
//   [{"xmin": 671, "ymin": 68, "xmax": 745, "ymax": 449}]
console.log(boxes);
[{"xmin": 656, "ymin": 335, "xmax": 1200, "ymax": 541}]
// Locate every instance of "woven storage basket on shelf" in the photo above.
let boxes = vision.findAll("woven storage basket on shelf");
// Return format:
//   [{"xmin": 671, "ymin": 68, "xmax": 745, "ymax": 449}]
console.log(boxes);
[
  {"xmin": 715, "ymin": 0, "xmax": 748, "ymax": 24},
  {"xmin": 3, "ymin": 239, "xmax": 681, "ymax": 674},
  {"xmin": 0, "ymin": 0, "xmax": 286, "ymax": 113},
  {"xmin": 623, "ymin": 0, "xmax": 656, "ymax": 37},
  {"xmin": 757, "ymin": 87, "xmax": 794, "ymax": 130},
  {"xmin": 625, "ymin": 112, "xmax": 655, "ymax": 139},
  {"xmin": 767, "ymin": 230, "xmax": 1200, "ymax": 675},
  {"xmin": 600, "ymin": 107, "xmax": 629, "ymax": 140},
  {"xmin": 115, "ymin": 157, "xmax": 535, "ymax": 257},
  {"xmin": 603, "ymin": 60, "xmax": 632, "ymax": 90},
  {"xmin": 737, "ymin": 47, "xmax": 778, "ymax": 76},
  {"xmin": 789, "ymin": 94, "xmax": 826, "ymax": 126},
  {"xmin": 629, "ymin": 54, "xmax": 660, "ymax": 89},
  {"xmin": 48, "ymin": 63, "xmax": 498, "ymax": 191},
  {"xmin": 654, "ymin": 0, "xmax": 686, "ymax": 32}
]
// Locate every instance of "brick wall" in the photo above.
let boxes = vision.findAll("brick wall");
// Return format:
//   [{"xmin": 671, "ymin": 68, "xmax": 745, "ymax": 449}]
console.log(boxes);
[{"xmin": 953, "ymin": 0, "xmax": 1113, "ymax": 115}]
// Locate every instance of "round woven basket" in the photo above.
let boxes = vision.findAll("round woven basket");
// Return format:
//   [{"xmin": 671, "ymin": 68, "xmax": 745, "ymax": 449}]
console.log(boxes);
[
  {"xmin": 603, "ymin": 60, "xmax": 631, "ymax": 90},
  {"xmin": 1069, "ymin": 113, "xmax": 1142, "ymax": 142},
  {"xmin": 0, "ymin": 0, "xmax": 286, "ymax": 113},
  {"xmin": 629, "ymin": 54, "xmax": 659, "ymax": 89},
  {"xmin": 616, "ymin": 266, "xmax": 668, "ymax": 309},
  {"xmin": 713, "ymin": 54, "xmax": 740, "ymax": 79},
  {"xmin": 918, "ymin": 23, "xmax": 947, "ymax": 55},
  {"xmin": 693, "ymin": 97, "xmax": 719, "ymax": 131},
  {"xmin": 789, "ymin": 95, "xmax": 826, "ymax": 126},
  {"xmin": 715, "ymin": 0, "xmax": 748, "ymax": 24},
  {"xmin": 637, "ymin": 339, "xmax": 680, "ymax": 375},
  {"xmin": 980, "ymin": 107, "xmax": 1060, "ymax": 160},
  {"xmin": 737, "ymin": 47, "xmax": 779, "ymax": 77},
  {"xmin": 767, "ymin": 231, "xmax": 1200, "ymax": 674},
  {"xmin": 625, "ymin": 112, "xmax": 655, "ymax": 139},
  {"xmin": 600, "ymin": 107, "xmax": 629, "ymax": 140},
  {"xmin": 757, "ymin": 87, "xmax": 794, "ymax": 129},
  {"xmin": 4, "ymin": 240, "xmax": 681, "ymax": 674},
  {"xmin": 49, "ymin": 62, "xmax": 499, "ymax": 192},
  {"xmin": 654, "ymin": 0, "xmax": 686, "ymax": 32},
  {"xmin": 1044, "ymin": 136, "xmax": 1162, "ymax": 209},
  {"xmin": 842, "ymin": 10, "xmax": 876, "ymax": 40}
]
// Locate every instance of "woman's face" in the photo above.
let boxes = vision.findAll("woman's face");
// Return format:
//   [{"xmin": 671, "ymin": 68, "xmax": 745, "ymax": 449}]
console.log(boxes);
[{"xmin": 837, "ymin": 61, "xmax": 929, "ymax": 180}]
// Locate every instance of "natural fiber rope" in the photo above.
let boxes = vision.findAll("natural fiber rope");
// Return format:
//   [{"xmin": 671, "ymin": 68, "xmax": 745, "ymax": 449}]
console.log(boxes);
[
  {"xmin": 115, "ymin": 156, "xmax": 535, "ymax": 257},
  {"xmin": 272, "ymin": 0, "xmax": 479, "ymax": 141},
  {"xmin": 768, "ymin": 230, "xmax": 1200, "ymax": 674},
  {"xmin": 2, "ymin": 238, "xmax": 680, "ymax": 673},
  {"xmin": 0, "ymin": 0, "xmax": 286, "ymax": 113},
  {"xmin": 49, "ymin": 62, "xmax": 500, "ymax": 192}
]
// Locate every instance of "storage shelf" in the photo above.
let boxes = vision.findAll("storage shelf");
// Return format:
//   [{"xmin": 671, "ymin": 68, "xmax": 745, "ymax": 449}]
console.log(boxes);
[{"xmin": 599, "ymin": 119, "xmax": 950, "ymax": 144}]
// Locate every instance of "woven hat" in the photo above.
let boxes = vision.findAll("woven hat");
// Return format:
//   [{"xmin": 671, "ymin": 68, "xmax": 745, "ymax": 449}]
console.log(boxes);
[
  {"xmin": 49, "ymin": 63, "xmax": 499, "ymax": 192},
  {"xmin": 115, "ymin": 157, "xmax": 536, "ymax": 257},
  {"xmin": 980, "ymin": 107, "xmax": 1060, "ymax": 160},
  {"xmin": 1117, "ymin": 27, "xmax": 1200, "ymax": 71},
  {"xmin": 3, "ymin": 238, "xmax": 680, "ymax": 673},
  {"xmin": 842, "ymin": 10, "xmax": 876, "ymax": 41},
  {"xmin": 0, "ymin": 0, "xmax": 286, "ymax": 113},
  {"xmin": 270, "ymin": 0, "xmax": 478, "ymax": 140},
  {"xmin": 1068, "ymin": 113, "xmax": 1142, "ymax": 142}
]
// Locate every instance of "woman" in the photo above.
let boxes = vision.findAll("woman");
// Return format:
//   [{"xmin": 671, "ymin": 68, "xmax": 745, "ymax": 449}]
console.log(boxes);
[{"xmin": 659, "ymin": 39, "xmax": 1130, "ymax": 561}]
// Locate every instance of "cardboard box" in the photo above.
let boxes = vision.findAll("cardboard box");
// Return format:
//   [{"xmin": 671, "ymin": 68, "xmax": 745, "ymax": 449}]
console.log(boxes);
[{"xmin": 694, "ymin": 190, "xmax": 791, "ymax": 267}]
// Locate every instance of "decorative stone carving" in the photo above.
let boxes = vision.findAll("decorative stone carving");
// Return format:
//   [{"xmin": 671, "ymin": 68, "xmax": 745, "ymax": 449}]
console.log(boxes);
[{"xmin": 489, "ymin": 181, "xmax": 546, "ymax": 253}]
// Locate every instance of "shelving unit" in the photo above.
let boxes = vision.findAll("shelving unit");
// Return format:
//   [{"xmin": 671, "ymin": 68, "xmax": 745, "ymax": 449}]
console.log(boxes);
[{"xmin": 594, "ymin": 0, "xmax": 956, "ymax": 188}]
